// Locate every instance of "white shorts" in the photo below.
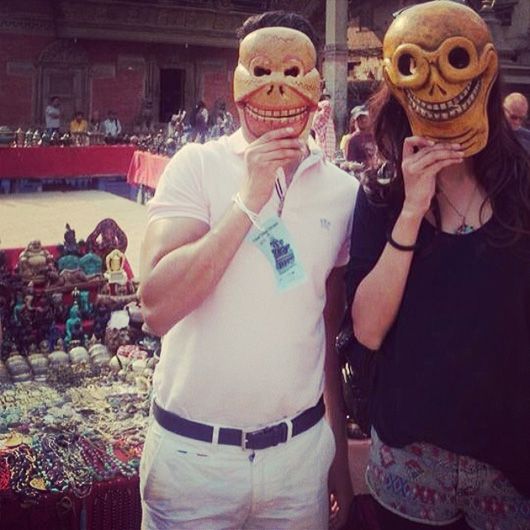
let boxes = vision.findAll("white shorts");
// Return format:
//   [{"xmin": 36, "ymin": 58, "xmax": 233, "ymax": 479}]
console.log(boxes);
[{"xmin": 140, "ymin": 416, "xmax": 336, "ymax": 530}]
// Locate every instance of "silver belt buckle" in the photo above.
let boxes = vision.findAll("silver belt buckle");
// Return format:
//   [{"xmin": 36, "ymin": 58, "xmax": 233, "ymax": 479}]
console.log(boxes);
[{"xmin": 241, "ymin": 429, "xmax": 248, "ymax": 450}]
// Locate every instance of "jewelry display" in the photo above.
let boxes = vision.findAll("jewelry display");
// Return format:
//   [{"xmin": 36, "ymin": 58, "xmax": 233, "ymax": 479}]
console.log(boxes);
[{"xmin": 0, "ymin": 220, "xmax": 161, "ymax": 507}]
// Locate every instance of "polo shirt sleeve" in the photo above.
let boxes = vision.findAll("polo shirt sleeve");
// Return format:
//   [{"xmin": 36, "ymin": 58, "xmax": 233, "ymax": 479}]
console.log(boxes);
[{"xmin": 147, "ymin": 143, "xmax": 209, "ymax": 225}]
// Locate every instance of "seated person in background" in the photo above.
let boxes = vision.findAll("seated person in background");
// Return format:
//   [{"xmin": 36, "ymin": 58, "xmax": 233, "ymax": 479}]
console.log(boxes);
[
  {"xmin": 346, "ymin": 105, "xmax": 376, "ymax": 169},
  {"xmin": 89, "ymin": 110, "xmax": 103, "ymax": 133},
  {"xmin": 503, "ymin": 92, "xmax": 530, "ymax": 153},
  {"xmin": 102, "ymin": 110, "xmax": 122, "ymax": 138},
  {"xmin": 70, "ymin": 111, "xmax": 88, "ymax": 134}
]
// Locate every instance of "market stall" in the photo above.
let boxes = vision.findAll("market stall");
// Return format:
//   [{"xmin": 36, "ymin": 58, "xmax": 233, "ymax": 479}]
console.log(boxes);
[
  {"xmin": 0, "ymin": 219, "xmax": 158, "ymax": 530},
  {"xmin": 0, "ymin": 146, "xmax": 136, "ymax": 180}
]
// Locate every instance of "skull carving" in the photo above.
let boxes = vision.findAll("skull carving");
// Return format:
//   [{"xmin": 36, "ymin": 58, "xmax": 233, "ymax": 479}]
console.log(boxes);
[
  {"xmin": 383, "ymin": 1, "xmax": 498, "ymax": 156},
  {"xmin": 234, "ymin": 27, "xmax": 321, "ymax": 140}
]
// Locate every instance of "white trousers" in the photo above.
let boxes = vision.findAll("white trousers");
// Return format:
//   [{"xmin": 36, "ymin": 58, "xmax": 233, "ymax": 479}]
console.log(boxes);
[{"xmin": 140, "ymin": 417, "xmax": 336, "ymax": 530}]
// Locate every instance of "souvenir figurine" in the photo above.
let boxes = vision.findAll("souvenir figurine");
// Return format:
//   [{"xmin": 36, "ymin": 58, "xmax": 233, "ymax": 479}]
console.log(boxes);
[
  {"xmin": 125, "ymin": 300, "xmax": 143, "ymax": 330},
  {"xmin": 104, "ymin": 249, "xmax": 127, "ymax": 285},
  {"xmin": 50, "ymin": 292, "xmax": 68, "ymax": 323},
  {"xmin": 62, "ymin": 223, "xmax": 80, "ymax": 256},
  {"xmin": 88, "ymin": 338, "xmax": 111, "ymax": 367},
  {"xmin": 34, "ymin": 296, "xmax": 55, "ymax": 342},
  {"xmin": 5, "ymin": 345, "xmax": 32, "ymax": 383},
  {"xmin": 92, "ymin": 303, "xmax": 111, "ymax": 340},
  {"xmin": 77, "ymin": 290, "xmax": 94, "ymax": 319},
  {"xmin": 17, "ymin": 240, "xmax": 56, "ymax": 285},
  {"xmin": 65, "ymin": 304, "xmax": 83, "ymax": 346},
  {"xmin": 0, "ymin": 283, "xmax": 13, "ymax": 321},
  {"xmin": 382, "ymin": 0, "xmax": 498, "ymax": 157},
  {"xmin": 57, "ymin": 253, "xmax": 80, "ymax": 272},
  {"xmin": 233, "ymin": 26, "xmax": 321, "ymax": 140},
  {"xmin": 24, "ymin": 128, "xmax": 33, "ymax": 147},
  {"xmin": 68, "ymin": 343, "xmax": 89, "ymax": 365},
  {"xmin": 79, "ymin": 244, "xmax": 103, "ymax": 277},
  {"xmin": 32, "ymin": 129, "xmax": 42, "ymax": 146},
  {"xmin": 27, "ymin": 349, "xmax": 49, "ymax": 382},
  {"xmin": 48, "ymin": 339, "xmax": 70, "ymax": 369},
  {"xmin": 86, "ymin": 218, "xmax": 128, "ymax": 258}
]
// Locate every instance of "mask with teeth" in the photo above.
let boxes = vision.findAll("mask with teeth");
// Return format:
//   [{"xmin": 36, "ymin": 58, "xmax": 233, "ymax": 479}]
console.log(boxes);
[
  {"xmin": 383, "ymin": 0, "xmax": 498, "ymax": 157},
  {"xmin": 234, "ymin": 26, "xmax": 321, "ymax": 140}
]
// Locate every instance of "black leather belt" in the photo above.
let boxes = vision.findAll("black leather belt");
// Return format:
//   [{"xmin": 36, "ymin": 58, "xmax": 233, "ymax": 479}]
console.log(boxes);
[{"xmin": 152, "ymin": 396, "xmax": 325, "ymax": 450}]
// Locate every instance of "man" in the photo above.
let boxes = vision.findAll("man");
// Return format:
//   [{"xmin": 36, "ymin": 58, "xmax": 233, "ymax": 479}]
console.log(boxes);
[
  {"xmin": 312, "ymin": 95, "xmax": 337, "ymax": 162},
  {"xmin": 503, "ymin": 92, "xmax": 530, "ymax": 153},
  {"xmin": 191, "ymin": 100, "xmax": 209, "ymax": 143},
  {"xmin": 345, "ymin": 105, "xmax": 376, "ymax": 168},
  {"xmin": 45, "ymin": 96, "xmax": 61, "ymax": 133},
  {"xmin": 139, "ymin": 11, "xmax": 356, "ymax": 529},
  {"xmin": 69, "ymin": 111, "xmax": 88, "ymax": 134},
  {"xmin": 102, "ymin": 110, "xmax": 122, "ymax": 138}
]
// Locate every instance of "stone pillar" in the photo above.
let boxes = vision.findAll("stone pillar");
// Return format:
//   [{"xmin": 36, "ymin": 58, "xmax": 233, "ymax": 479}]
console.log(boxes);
[{"xmin": 323, "ymin": 0, "xmax": 349, "ymax": 145}]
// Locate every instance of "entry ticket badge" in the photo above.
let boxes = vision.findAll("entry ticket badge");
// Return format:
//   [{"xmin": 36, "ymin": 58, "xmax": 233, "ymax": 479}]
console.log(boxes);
[{"xmin": 248, "ymin": 216, "xmax": 307, "ymax": 291}]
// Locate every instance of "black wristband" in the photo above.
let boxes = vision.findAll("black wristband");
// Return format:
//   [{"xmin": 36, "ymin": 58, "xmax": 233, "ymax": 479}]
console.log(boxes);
[{"xmin": 386, "ymin": 231, "xmax": 418, "ymax": 251}]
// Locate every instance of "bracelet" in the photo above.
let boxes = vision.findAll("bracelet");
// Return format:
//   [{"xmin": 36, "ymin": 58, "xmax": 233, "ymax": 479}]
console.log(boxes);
[
  {"xmin": 232, "ymin": 193, "xmax": 263, "ymax": 231},
  {"xmin": 386, "ymin": 231, "xmax": 418, "ymax": 251}
]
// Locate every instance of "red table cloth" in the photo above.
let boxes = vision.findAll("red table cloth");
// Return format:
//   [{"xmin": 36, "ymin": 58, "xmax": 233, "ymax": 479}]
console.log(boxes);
[
  {"xmin": 126, "ymin": 151, "xmax": 169, "ymax": 189},
  {"xmin": 0, "ymin": 146, "xmax": 136, "ymax": 179}
]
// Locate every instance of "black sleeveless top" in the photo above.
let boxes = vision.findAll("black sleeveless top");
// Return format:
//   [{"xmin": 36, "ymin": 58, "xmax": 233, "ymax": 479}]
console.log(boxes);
[{"xmin": 347, "ymin": 186, "xmax": 530, "ymax": 497}]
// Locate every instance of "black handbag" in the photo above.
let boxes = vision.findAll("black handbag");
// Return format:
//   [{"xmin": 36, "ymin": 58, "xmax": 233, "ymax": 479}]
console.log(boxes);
[{"xmin": 336, "ymin": 314, "xmax": 377, "ymax": 438}]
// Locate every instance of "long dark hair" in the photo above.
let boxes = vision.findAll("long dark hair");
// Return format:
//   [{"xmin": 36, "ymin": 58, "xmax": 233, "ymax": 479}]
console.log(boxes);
[{"xmin": 368, "ymin": 75, "xmax": 530, "ymax": 246}]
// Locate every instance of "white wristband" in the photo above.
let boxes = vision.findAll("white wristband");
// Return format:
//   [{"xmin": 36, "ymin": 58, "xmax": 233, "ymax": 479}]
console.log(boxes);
[{"xmin": 232, "ymin": 193, "xmax": 263, "ymax": 231}]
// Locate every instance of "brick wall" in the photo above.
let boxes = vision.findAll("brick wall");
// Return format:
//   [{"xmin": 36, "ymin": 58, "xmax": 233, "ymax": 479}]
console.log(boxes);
[{"xmin": 0, "ymin": 33, "xmax": 238, "ymax": 131}]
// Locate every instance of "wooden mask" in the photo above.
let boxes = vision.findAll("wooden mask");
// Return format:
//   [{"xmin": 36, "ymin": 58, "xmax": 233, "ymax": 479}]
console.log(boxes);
[
  {"xmin": 234, "ymin": 27, "xmax": 321, "ymax": 140},
  {"xmin": 383, "ymin": 1, "xmax": 498, "ymax": 156}
]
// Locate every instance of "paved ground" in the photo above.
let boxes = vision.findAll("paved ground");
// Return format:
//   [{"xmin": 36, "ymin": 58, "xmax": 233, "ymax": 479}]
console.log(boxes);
[{"xmin": 0, "ymin": 190, "xmax": 148, "ymax": 275}]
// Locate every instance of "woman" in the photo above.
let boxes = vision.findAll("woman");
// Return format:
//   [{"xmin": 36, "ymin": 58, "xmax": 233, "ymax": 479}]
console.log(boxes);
[{"xmin": 348, "ymin": 30, "xmax": 530, "ymax": 530}]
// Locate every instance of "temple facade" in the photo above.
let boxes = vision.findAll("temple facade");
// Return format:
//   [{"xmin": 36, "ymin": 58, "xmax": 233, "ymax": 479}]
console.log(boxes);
[{"xmin": 0, "ymin": 0, "xmax": 323, "ymax": 130}]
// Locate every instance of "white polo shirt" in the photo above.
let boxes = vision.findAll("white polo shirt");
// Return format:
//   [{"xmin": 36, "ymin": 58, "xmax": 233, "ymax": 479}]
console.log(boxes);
[{"xmin": 147, "ymin": 130, "xmax": 358, "ymax": 429}]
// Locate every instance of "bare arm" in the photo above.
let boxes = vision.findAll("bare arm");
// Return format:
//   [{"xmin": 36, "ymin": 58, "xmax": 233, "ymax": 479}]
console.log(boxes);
[
  {"xmin": 139, "ymin": 126, "xmax": 305, "ymax": 336},
  {"xmin": 352, "ymin": 138, "xmax": 464, "ymax": 350},
  {"xmin": 324, "ymin": 266, "xmax": 354, "ymax": 529},
  {"xmin": 139, "ymin": 209, "xmax": 252, "ymax": 336}
]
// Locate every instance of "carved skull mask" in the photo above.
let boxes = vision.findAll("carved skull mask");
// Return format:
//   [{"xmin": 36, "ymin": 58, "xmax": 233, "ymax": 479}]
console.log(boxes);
[
  {"xmin": 234, "ymin": 27, "xmax": 321, "ymax": 140},
  {"xmin": 383, "ymin": 1, "xmax": 498, "ymax": 156}
]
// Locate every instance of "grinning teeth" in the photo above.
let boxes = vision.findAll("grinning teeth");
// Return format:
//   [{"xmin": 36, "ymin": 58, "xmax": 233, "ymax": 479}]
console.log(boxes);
[
  {"xmin": 405, "ymin": 78, "xmax": 481, "ymax": 122},
  {"xmin": 245, "ymin": 105, "xmax": 308, "ymax": 121}
]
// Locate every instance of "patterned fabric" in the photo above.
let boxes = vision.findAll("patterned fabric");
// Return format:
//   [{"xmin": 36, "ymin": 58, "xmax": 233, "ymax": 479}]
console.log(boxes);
[{"xmin": 366, "ymin": 429, "xmax": 530, "ymax": 530}]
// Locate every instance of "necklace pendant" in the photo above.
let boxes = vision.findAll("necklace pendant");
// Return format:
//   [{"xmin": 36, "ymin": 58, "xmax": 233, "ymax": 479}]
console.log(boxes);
[{"xmin": 455, "ymin": 222, "xmax": 474, "ymax": 235}]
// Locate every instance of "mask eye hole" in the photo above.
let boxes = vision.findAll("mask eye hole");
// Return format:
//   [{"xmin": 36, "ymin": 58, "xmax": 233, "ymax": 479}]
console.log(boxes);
[
  {"xmin": 253, "ymin": 66, "xmax": 271, "ymax": 77},
  {"xmin": 398, "ymin": 54, "xmax": 416, "ymax": 76},
  {"xmin": 284, "ymin": 66, "xmax": 300, "ymax": 77},
  {"xmin": 448, "ymin": 47, "xmax": 470, "ymax": 69}
]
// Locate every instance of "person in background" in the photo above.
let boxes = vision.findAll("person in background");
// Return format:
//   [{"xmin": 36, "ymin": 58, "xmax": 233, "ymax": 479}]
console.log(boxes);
[
  {"xmin": 69, "ymin": 111, "xmax": 88, "ymax": 134},
  {"xmin": 190, "ymin": 100, "xmax": 209, "ymax": 143},
  {"xmin": 45, "ymin": 96, "xmax": 61, "ymax": 134},
  {"xmin": 89, "ymin": 110, "xmax": 103, "ymax": 133},
  {"xmin": 340, "ymin": 114, "xmax": 357, "ymax": 158},
  {"xmin": 102, "ymin": 110, "xmax": 122, "ymax": 138},
  {"xmin": 503, "ymin": 92, "xmax": 530, "ymax": 153},
  {"xmin": 346, "ymin": 105, "xmax": 376, "ymax": 169},
  {"xmin": 312, "ymin": 96, "xmax": 337, "ymax": 161}
]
